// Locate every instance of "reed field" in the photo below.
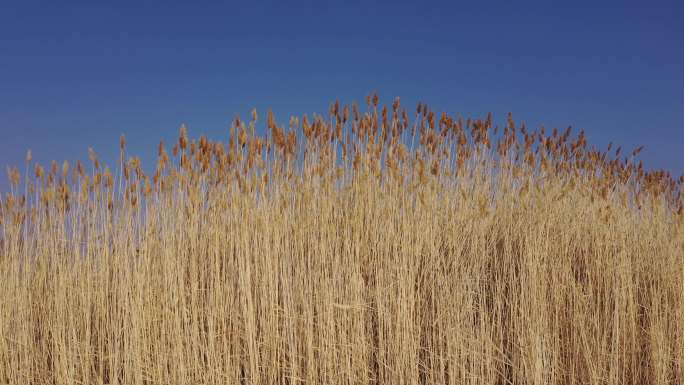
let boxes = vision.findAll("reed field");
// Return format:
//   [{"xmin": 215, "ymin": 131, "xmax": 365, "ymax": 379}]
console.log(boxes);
[{"xmin": 1, "ymin": 94, "xmax": 683, "ymax": 385}]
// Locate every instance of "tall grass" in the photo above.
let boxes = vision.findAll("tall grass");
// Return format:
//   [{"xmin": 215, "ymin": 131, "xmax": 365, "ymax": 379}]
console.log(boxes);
[{"xmin": 1, "ymin": 95, "xmax": 683, "ymax": 385}]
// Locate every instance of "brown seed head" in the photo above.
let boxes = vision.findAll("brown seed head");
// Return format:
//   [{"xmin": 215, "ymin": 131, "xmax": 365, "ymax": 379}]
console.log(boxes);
[
  {"xmin": 8, "ymin": 167, "xmax": 20, "ymax": 187},
  {"xmin": 104, "ymin": 167, "xmax": 113, "ymax": 189},
  {"xmin": 35, "ymin": 164, "xmax": 44, "ymax": 179},
  {"xmin": 76, "ymin": 160, "xmax": 84, "ymax": 178},
  {"xmin": 179, "ymin": 125, "xmax": 188, "ymax": 150},
  {"xmin": 632, "ymin": 145, "xmax": 644, "ymax": 157},
  {"xmin": 62, "ymin": 160, "xmax": 70, "ymax": 178}
]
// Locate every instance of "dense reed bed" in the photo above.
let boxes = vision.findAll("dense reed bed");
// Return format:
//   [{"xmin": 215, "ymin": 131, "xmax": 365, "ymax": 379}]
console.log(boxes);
[{"xmin": 1, "ymin": 95, "xmax": 683, "ymax": 385}]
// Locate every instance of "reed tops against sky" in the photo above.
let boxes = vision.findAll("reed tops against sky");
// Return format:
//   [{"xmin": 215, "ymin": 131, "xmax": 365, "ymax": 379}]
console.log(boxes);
[{"xmin": 1, "ymin": 1, "xmax": 683, "ymax": 188}]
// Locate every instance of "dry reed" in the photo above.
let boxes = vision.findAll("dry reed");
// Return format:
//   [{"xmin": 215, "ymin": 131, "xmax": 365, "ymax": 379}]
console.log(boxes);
[{"xmin": 1, "ymin": 94, "xmax": 683, "ymax": 385}]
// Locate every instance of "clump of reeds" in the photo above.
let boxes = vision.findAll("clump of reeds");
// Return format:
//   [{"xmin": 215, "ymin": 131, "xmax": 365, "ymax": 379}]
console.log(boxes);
[{"xmin": 0, "ymin": 94, "xmax": 683, "ymax": 385}]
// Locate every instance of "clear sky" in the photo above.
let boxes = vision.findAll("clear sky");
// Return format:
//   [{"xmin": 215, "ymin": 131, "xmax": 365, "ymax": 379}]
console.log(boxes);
[{"xmin": 1, "ymin": 1, "xmax": 682, "ymax": 191}]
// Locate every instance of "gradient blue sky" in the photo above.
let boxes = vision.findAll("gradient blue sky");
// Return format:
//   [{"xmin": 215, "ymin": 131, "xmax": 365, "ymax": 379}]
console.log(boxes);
[{"xmin": 1, "ymin": 1, "xmax": 682, "ymax": 190}]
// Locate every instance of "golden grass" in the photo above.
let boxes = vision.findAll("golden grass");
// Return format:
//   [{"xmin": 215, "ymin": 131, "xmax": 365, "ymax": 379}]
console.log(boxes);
[{"xmin": 1, "ymin": 94, "xmax": 683, "ymax": 385}]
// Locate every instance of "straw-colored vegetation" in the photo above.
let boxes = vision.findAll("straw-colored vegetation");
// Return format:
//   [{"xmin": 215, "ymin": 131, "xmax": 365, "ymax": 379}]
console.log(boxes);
[{"xmin": 1, "ymin": 95, "xmax": 683, "ymax": 385}]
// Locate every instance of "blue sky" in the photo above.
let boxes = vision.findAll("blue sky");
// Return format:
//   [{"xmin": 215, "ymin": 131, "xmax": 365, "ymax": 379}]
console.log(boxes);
[{"xmin": 1, "ymin": 1, "xmax": 682, "ymax": 190}]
